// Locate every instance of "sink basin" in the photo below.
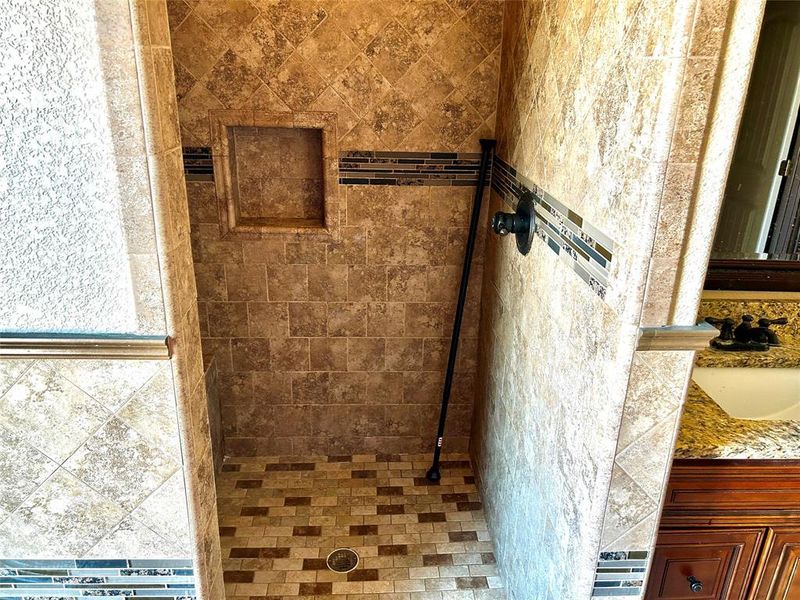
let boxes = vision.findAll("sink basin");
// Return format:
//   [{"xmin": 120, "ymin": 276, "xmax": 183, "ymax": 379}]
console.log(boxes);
[{"xmin": 692, "ymin": 367, "xmax": 800, "ymax": 420}]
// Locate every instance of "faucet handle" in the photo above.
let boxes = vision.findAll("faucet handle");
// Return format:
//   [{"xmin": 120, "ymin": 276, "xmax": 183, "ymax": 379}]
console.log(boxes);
[
  {"xmin": 705, "ymin": 316, "xmax": 736, "ymax": 341},
  {"xmin": 704, "ymin": 316, "xmax": 728, "ymax": 325},
  {"xmin": 755, "ymin": 317, "xmax": 787, "ymax": 346},
  {"xmin": 758, "ymin": 316, "xmax": 788, "ymax": 327}
]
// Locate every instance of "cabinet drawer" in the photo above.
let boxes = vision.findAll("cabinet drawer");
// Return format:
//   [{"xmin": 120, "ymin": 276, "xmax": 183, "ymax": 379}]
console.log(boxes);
[
  {"xmin": 645, "ymin": 529, "xmax": 764, "ymax": 599},
  {"xmin": 665, "ymin": 461, "xmax": 800, "ymax": 513}
]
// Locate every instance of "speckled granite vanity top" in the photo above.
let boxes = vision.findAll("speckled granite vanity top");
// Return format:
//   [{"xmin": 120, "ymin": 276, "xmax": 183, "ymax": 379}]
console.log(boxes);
[
  {"xmin": 694, "ymin": 346, "xmax": 800, "ymax": 369},
  {"xmin": 674, "ymin": 347, "xmax": 800, "ymax": 460}
]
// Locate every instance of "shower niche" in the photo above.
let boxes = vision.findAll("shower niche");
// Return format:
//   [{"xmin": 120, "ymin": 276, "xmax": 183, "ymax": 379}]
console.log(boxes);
[{"xmin": 210, "ymin": 110, "xmax": 339, "ymax": 238}]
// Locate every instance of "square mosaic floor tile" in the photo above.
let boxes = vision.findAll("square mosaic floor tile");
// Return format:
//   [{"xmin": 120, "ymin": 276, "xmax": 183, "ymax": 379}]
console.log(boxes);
[{"xmin": 216, "ymin": 453, "xmax": 506, "ymax": 599}]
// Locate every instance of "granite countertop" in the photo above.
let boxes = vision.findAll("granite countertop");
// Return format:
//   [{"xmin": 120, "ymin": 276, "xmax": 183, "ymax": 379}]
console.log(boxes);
[
  {"xmin": 675, "ymin": 349, "xmax": 800, "ymax": 459},
  {"xmin": 694, "ymin": 346, "xmax": 800, "ymax": 368}
]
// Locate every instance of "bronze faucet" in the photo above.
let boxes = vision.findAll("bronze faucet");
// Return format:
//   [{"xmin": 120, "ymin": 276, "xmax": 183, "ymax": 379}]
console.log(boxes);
[{"xmin": 705, "ymin": 315, "xmax": 788, "ymax": 351}]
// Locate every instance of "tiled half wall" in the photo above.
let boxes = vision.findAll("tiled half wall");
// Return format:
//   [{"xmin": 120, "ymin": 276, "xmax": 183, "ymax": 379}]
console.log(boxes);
[
  {"xmin": 0, "ymin": 360, "xmax": 192, "ymax": 558},
  {"xmin": 0, "ymin": 359, "xmax": 197, "ymax": 597}
]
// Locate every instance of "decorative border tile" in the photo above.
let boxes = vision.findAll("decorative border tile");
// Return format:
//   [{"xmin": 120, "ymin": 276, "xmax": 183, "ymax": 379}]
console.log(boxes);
[
  {"xmin": 183, "ymin": 145, "xmax": 615, "ymax": 297},
  {"xmin": 591, "ymin": 551, "xmax": 648, "ymax": 597},
  {"xmin": 182, "ymin": 147, "xmax": 213, "ymax": 181},
  {"xmin": 338, "ymin": 150, "xmax": 486, "ymax": 186},
  {"xmin": 0, "ymin": 559, "xmax": 195, "ymax": 598},
  {"xmin": 185, "ymin": 147, "xmax": 486, "ymax": 186},
  {"xmin": 491, "ymin": 155, "xmax": 615, "ymax": 299}
]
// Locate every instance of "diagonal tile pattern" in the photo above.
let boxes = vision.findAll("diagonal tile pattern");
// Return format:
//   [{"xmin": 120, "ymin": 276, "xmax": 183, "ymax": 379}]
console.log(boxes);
[
  {"xmin": 217, "ymin": 452, "xmax": 506, "ymax": 599},
  {"xmin": 0, "ymin": 359, "xmax": 191, "ymax": 558},
  {"xmin": 0, "ymin": 469, "xmax": 126, "ymax": 557},
  {"xmin": 176, "ymin": 0, "xmax": 502, "ymax": 458},
  {"xmin": 169, "ymin": 0, "xmax": 503, "ymax": 150},
  {"xmin": 0, "ymin": 426, "xmax": 58, "ymax": 514},
  {"xmin": 63, "ymin": 417, "xmax": 180, "ymax": 511},
  {"xmin": 0, "ymin": 362, "xmax": 110, "ymax": 463}
]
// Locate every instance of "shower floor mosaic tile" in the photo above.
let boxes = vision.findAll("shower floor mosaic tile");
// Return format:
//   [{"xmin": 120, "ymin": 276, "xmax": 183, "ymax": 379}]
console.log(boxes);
[{"xmin": 216, "ymin": 453, "xmax": 505, "ymax": 599}]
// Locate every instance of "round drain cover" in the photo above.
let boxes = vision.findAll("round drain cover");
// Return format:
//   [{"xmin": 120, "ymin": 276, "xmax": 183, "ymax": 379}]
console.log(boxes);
[{"xmin": 326, "ymin": 548, "xmax": 359, "ymax": 573}]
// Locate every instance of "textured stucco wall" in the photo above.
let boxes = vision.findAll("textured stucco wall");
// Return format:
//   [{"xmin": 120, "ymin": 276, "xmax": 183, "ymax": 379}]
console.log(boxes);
[{"xmin": 0, "ymin": 0, "xmax": 163, "ymax": 334}]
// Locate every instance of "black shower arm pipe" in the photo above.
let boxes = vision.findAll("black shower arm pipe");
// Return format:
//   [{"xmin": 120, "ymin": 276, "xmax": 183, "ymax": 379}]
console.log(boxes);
[{"xmin": 426, "ymin": 138, "xmax": 496, "ymax": 482}]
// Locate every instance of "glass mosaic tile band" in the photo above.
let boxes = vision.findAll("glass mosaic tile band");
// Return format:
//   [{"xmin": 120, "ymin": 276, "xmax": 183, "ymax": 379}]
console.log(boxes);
[
  {"xmin": 0, "ymin": 559, "xmax": 195, "ymax": 599},
  {"xmin": 491, "ymin": 155, "xmax": 615, "ymax": 299},
  {"xmin": 591, "ymin": 551, "xmax": 648, "ymax": 597},
  {"xmin": 338, "ymin": 150, "xmax": 486, "ymax": 186},
  {"xmin": 183, "ymin": 147, "xmax": 213, "ymax": 181}
]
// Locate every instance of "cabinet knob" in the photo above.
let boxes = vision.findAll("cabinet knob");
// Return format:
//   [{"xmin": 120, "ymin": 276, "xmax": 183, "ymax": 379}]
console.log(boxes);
[{"xmin": 688, "ymin": 575, "xmax": 703, "ymax": 592}]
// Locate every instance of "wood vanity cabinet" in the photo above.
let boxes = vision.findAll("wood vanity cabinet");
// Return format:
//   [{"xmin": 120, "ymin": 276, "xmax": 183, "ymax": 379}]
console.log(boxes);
[
  {"xmin": 646, "ymin": 528, "xmax": 763, "ymax": 599},
  {"xmin": 750, "ymin": 529, "xmax": 800, "ymax": 599},
  {"xmin": 647, "ymin": 460, "xmax": 800, "ymax": 600}
]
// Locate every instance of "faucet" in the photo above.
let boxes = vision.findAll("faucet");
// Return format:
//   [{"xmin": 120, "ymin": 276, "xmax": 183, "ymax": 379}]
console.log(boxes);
[{"xmin": 705, "ymin": 314, "xmax": 788, "ymax": 351}]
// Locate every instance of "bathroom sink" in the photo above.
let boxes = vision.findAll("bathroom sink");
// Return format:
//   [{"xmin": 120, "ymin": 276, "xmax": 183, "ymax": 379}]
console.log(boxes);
[{"xmin": 692, "ymin": 367, "xmax": 800, "ymax": 420}]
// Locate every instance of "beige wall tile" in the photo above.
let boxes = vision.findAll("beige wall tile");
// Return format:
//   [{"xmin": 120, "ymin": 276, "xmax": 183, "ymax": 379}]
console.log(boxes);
[
  {"xmin": 172, "ymin": 0, "xmax": 499, "ymax": 457},
  {"xmin": 288, "ymin": 302, "xmax": 328, "ymax": 336},
  {"xmin": 468, "ymin": 0, "xmax": 740, "ymax": 597}
]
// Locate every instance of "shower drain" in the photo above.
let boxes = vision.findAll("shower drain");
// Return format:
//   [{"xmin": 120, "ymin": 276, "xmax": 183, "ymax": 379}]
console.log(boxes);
[{"xmin": 326, "ymin": 548, "xmax": 359, "ymax": 573}]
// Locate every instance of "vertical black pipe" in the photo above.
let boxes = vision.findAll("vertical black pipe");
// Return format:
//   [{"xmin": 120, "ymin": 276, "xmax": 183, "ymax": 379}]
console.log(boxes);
[{"xmin": 426, "ymin": 138, "xmax": 496, "ymax": 482}]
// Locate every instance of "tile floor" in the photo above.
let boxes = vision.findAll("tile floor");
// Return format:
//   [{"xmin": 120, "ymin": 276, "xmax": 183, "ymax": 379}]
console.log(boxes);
[{"xmin": 216, "ymin": 453, "xmax": 505, "ymax": 599}]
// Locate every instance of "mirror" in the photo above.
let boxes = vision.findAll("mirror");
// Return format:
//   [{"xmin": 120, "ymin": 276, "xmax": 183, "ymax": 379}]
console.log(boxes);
[{"xmin": 706, "ymin": 0, "xmax": 800, "ymax": 290}]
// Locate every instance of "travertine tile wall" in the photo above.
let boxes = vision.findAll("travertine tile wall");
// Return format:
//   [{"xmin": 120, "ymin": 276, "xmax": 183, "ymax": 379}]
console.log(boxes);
[
  {"xmin": 205, "ymin": 358, "xmax": 224, "ymax": 474},
  {"xmin": 191, "ymin": 183, "xmax": 487, "ymax": 455},
  {"xmin": 470, "ymin": 1, "xmax": 729, "ymax": 598},
  {"xmin": 169, "ymin": 0, "xmax": 501, "ymax": 151},
  {"xmin": 233, "ymin": 126, "xmax": 325, "ymax": 225},
  {"xmin": 134, "ymin": 0, "xmax": 225, "ymax": 597},
  {"xmin": 0, "ymin": 360, "xmax": 191, "ymax": 558},
  {"xmin": 168, "ymin": 0, "xmax": 503, "ymax": 454},
  {"xmin": 638, "ymin": 0, "xmax": 735, "ymax": 327},
  {"xmin": 599, "ymin": 351, "xmax": 692, "ymax": 554},
  {"xmin": 598, "ymin": 4, "xmax": 764, "ymax": 598}
]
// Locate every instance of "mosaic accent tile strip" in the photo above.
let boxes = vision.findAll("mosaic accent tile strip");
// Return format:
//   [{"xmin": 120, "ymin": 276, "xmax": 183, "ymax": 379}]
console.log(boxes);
[
  {"xmin": 338, "ymin": 150, "xmax": 486, "ymax": 186},
  {"xmin": 591, "ymin": 551, "xmax": 648, "ymax": 597},
  {"xmin": 491, "ymin": 155, "xmax": 615, "ymax": 299},
  {"xmin": 0, "ymin": 559, "xmax": 195, "ymax": 599},
  {"xmin": 182, "ymin": 147, "xmax": 213, "ymax": 181}
]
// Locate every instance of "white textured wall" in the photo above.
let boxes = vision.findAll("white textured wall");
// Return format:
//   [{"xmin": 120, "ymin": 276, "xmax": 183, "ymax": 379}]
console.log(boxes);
[{"xmin": 0, "ymin": 0, "xmax": 162, "ymax": 334}]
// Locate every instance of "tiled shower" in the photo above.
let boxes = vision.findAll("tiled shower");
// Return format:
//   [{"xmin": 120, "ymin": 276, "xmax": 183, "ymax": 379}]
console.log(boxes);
[
  {"xmin": 172, "ymin": 2, "xmax": 506, "ymax": 596},
  {"xmin": 176, "ymin": 0, "xmax": 501, "ymax": 457},
  {"xmin": 0, "ymin": 0, "xmax": 749, "ymax": 599}
]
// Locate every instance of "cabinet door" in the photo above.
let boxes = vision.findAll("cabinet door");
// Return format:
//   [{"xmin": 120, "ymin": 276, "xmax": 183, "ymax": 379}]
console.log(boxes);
[
  {"xmin": 751, "ymin": 528, "xmax": 800, "ymax": 599},
  {"xmin": 645, "ymin": 529, "xmax": 764, "ymax": 600}
]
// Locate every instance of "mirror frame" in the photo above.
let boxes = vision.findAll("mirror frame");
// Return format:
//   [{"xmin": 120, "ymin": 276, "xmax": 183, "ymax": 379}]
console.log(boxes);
[{"xmin": 705, "ymin": 259, "xmax": 800, "ymax": 291}]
